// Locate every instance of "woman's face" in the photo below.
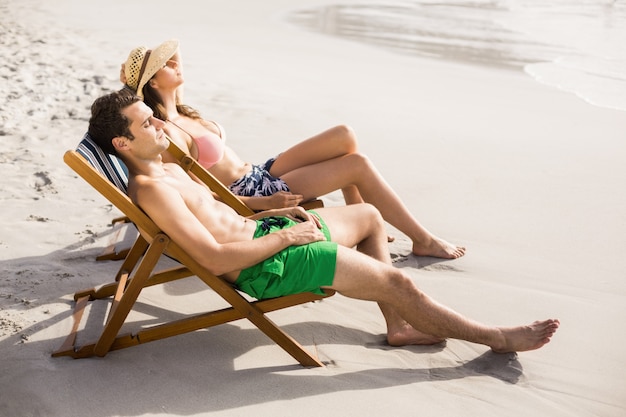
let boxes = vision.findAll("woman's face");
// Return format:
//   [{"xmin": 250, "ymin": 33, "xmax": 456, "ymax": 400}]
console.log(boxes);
[
  {"xmin": 164, "ymin": 52, "xmax": 182, "ymax": 72},
  {"xmin": 151, "ymin": 52, "xmax": 184, "ymax": 91}
]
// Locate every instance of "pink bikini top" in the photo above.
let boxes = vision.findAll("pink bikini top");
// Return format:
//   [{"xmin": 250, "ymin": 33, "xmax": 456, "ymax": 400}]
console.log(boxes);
[{"xmin": 168, "ymin": 120, "xmax": 226, "ymax": 169}]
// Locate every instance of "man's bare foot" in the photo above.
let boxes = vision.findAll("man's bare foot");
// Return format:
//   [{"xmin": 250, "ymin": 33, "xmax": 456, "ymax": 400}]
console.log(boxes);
[
  {"xmin": 387, "ymin": 324, "xmax": 445, "ymax": 347},
  {"xmin": 412, "ymin": 236, "xmax": 466, "ymax": 259},
  {"xmin": 490, "ymin": 319, "xmax": 560, "ymax": 353}
]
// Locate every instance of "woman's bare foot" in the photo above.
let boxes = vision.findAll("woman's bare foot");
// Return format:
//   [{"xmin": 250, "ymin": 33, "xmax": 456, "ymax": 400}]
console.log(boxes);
[
  {"xmin": 412, "ymin": 236, "xmax": 466, "ymax": 259},
  {"xmin": 387, "ymin": 324, "xmax": 445, "ymax": 346},
  {"xmin": 490, "ymin": 319, "xmax": 560, "ymax": 353}
]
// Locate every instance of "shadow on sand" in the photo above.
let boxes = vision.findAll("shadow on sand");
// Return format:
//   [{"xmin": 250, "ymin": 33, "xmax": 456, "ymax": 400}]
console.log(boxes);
[{"xmin": 0, "ymin": 236, "xmax": 522, "ymax": 417}]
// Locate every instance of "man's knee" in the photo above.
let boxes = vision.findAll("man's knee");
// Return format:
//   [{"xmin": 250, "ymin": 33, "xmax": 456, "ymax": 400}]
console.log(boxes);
[
  {"xmin": 355, "ymin": 202, "xmax": 386, "ymax": 242},
  {"xmin": 354, "ymin": 202, "xmax": 384, "ymax": 226},
  {"xmin": 366, "ymin": 201, "xmax": 384, "ymax": 220},
  {"xmin": 379, "ymin": 269, "xmax": 420, "ymax": 300}
]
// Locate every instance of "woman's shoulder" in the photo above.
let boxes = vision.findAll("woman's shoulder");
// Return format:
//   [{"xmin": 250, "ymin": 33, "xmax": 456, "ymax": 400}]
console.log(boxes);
[
  {"xmin": 203, "ymin": 120, "xmax": 226, "ymax": 140},
  {"xmin": 163, "ymin": 122, "xmax": 193, "ymax": 151}
]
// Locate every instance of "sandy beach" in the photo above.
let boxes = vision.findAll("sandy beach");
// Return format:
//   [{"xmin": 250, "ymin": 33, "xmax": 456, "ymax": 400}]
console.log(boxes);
[{"xmin": 1, "ymin": 0, "xmax": 625, "ymax": 416}]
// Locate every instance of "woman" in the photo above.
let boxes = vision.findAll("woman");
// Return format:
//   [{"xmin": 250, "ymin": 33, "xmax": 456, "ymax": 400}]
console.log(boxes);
[{"xmin": 119, "ymin": 40, "xmax": 465, "ymax": 259}]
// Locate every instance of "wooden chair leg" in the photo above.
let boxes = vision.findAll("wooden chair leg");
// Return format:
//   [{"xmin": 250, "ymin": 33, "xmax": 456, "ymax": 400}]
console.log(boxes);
[
  {"xmin": 190, "ymin": 266, "xmax": 326, "ymax": 367},
  {"xmin": 94, "ymin": 234, "xmax": 169, "ymax": 356}
]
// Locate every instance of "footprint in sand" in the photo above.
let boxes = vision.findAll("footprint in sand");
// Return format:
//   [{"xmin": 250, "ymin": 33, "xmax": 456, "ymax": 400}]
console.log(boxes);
[{"xmin": 32, "ymin": 171, "xmax": 57, "ymax": 195}]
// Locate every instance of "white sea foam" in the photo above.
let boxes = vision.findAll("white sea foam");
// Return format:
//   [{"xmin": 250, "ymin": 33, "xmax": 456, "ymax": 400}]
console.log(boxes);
[{"xmin": 503, "ymin": 0, "xmax": 626, "ymax": 111}]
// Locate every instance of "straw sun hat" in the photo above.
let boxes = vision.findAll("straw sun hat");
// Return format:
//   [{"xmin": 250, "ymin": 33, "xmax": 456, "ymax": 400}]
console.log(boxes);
[{"xmin": 120, "ymin": 39, "xmax": 179, "ymax": 98}]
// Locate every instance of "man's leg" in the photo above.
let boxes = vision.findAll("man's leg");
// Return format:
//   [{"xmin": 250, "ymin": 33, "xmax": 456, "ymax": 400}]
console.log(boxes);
[
  {"xmin": 324, "ymin": 245, "xmax": 559, "ymax": 353},
  {"xmin": 316, "ymin": 204, "xmax": 448, "ymax": 345}
]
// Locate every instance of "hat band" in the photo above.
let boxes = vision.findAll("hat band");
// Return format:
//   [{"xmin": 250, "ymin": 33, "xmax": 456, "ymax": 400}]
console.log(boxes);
[{"xmin": 136, "ymin": 49, "xmax": 152, "ymax": 92}]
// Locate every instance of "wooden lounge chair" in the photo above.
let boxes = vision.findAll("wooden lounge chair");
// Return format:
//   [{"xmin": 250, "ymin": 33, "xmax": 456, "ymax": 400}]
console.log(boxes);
[{"xmin": 53, "ymin": 134, "xmax": 333, "ymax": 367}]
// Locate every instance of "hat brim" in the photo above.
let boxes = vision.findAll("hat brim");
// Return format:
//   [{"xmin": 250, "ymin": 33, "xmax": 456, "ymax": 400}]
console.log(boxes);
[{"xmin": 136, "ymin": 39, "xmax": 179, "ymax": 99}]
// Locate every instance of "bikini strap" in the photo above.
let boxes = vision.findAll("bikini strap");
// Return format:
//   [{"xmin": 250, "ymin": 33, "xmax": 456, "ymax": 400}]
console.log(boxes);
[
  {"xmin": 167, "ymin": 119, "xmax": 194, "ymax": 138},
  {"xmin": 207, "ymin": 120, "xmax": 227, "ymax": 140},
  {"xmin": 167, "ymin": 119, "xmax": 226, "ymax": 141}
]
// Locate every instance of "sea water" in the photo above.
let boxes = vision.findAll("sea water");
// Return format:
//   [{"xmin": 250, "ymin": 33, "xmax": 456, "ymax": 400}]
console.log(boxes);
[{"xmin": 287, "ymin": 0, "xmax": 626, "ymax": 111}]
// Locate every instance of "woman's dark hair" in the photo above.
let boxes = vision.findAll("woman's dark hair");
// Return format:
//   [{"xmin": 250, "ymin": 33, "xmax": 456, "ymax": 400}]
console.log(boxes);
[
  {"xmin": 88, "ymin": 88, "xmax": 141, "ymax": 155},
  {"xmin": 142, "ymin": 82, "xmax": 202, "ymax": 121}
]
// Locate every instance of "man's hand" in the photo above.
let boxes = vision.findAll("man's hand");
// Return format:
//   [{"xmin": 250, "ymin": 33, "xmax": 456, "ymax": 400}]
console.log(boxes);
[
  {"xmin": 280, "ymin": 220, "xmax": 326, "ymax": 246},
  {"xmin": 266, "ymin": 206, "xmax": 322, "ymax": 228}
]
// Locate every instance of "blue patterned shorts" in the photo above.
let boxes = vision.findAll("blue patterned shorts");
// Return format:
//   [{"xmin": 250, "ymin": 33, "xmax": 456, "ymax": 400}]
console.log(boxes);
[{"xmin": 228, "ymin": 157, "xmax": 290, "ymax": 197}]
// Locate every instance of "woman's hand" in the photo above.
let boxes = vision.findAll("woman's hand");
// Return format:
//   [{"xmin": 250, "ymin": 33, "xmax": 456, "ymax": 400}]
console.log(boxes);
[
  {"xmin": 267, "ymin": 191, "xmax": 304, "ymax": 209},
  {"xmin": 241, "ymin": 192, "xmax": 304, "ymax": 211}
]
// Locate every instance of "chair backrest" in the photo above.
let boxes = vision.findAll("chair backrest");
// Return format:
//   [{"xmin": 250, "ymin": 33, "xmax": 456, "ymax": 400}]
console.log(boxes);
[
  {"xmin": 76, "ymin": 132, "xmax": 129, "ymax": 193},
  {"xmin": 65, "ymin": 148, "xmax": 163, "ymax": 239}
]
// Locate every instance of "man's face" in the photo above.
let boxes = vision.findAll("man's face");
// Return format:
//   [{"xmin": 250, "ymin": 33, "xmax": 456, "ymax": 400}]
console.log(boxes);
[{"xmin": 122, "ymin": 101, "xmax": 169, "ymax": 155}]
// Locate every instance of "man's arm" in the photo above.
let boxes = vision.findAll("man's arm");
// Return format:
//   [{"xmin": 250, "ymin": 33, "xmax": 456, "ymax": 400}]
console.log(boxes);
[{"xmin": 135, "ymin": 178, "xmax": 325, "ymax": 278}]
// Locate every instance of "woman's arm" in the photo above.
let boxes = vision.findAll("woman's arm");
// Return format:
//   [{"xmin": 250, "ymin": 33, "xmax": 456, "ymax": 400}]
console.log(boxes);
[{"xmin": 238, "ymin": 192, "xmax": 304, "ymax": 211}]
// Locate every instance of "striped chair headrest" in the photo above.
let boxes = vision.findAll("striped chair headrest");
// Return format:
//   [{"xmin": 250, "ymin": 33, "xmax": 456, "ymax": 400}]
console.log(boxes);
[{"xmin": 76, "ymin": 132, "xmax": 129, "ymax": 193}]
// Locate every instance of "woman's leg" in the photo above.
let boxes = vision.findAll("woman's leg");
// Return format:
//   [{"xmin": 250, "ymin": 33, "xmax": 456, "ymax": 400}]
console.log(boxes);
[
  {"xmin": 270, "ymin": 125, "xmax": 357, "ymax": 174},
  {"xmin": 282, "ymin": 153, "xmax": 465, "ymax": 258},
  {"xmin": 270, "ymin": 125, "xmax": 363, "ymax": 205}
]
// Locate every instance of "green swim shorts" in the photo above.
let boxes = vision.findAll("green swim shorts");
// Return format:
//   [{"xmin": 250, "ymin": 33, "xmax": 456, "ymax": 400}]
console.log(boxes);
[{"xmin": 235, "ymin": 211, "xmax": 338, "ymax": 299}]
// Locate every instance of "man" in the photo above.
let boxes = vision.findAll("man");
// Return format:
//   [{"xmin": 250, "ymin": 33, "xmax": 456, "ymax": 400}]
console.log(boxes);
[{"xmin": 87, "ymin": 90, "xmax": 558, "ymax": 352}]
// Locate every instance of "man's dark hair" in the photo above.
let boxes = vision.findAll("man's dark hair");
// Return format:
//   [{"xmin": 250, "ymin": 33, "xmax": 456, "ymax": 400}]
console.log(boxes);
[{"xmin": 88, "ymin": 88, "xmax": 141, "ymax": 155}]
